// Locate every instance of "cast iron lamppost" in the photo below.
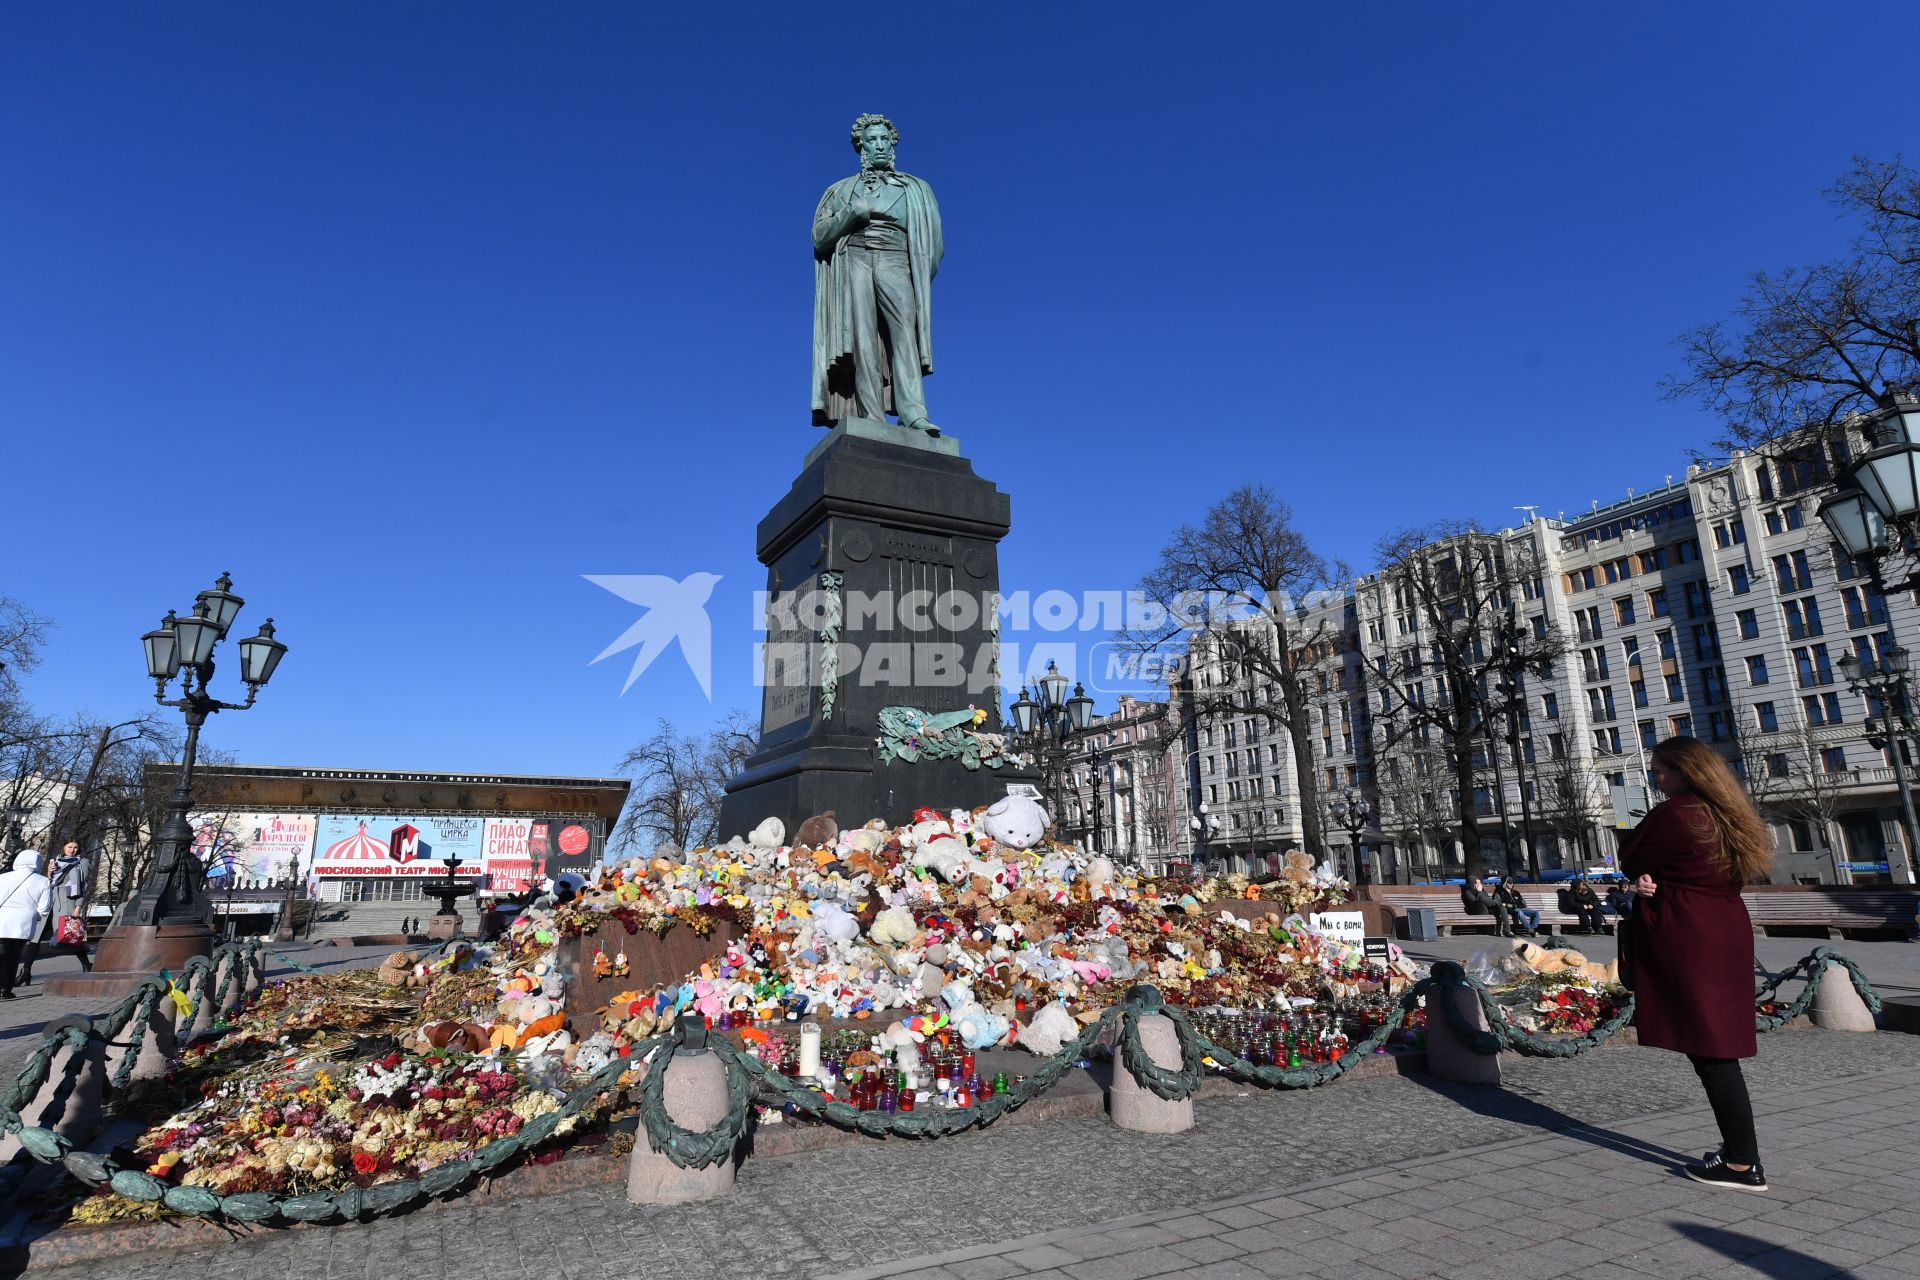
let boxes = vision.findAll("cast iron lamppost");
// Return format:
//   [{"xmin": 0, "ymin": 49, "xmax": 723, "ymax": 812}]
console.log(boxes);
[
  {"xmin": 68, "ymin": 574, "xmax": 287, "ymax": 992},
  {"xmin": 1327, "ymin": 789, "xmax": 1372, "ymax": 886},
  {"xmin": 1188, "ymin": 802, "xmax": 1222, "ymax": 872},
  {"xmin": 1009, "ymin": 661, "xmax": 1097, "ymax": 849},
  {"xmin": 1836, "ymin": 647, "xmax": 1920, "ymax": 884},
  {"xmin": 1496, "ymin": 608, "xmax": 1543, "ymax": 881}
]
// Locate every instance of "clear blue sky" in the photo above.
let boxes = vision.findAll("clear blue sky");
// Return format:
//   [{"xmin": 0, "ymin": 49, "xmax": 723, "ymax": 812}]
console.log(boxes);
[{"xmin": 5, "ymin": 3, "xmax": 1917, "ymax": 779}]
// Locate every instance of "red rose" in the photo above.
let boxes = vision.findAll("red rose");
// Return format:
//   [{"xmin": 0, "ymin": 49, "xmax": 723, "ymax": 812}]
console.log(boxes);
[{"xmin": 352, "ymin": 1151, "xmax": 379, "ymax": 1175}]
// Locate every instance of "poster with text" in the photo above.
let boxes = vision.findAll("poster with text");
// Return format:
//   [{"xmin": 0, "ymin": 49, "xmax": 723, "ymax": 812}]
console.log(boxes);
[{"xmin": 311, "ymin": 814, "xmax": 486, "ymax": 877}]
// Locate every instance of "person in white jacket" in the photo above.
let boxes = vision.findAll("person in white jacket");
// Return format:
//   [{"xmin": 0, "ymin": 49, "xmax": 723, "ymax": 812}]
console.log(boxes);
[{"xmin": 0, "ymin": 849, "xmax": 52, "ymax": 999}]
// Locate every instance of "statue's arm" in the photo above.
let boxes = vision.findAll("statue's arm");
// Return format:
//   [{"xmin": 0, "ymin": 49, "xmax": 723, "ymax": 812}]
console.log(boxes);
[
  {"xmin": 813, "ymin": 183, "xmax": 858, "ymax": 260},
  {"xmin": 921, "ymin": 183, "xmax": 944, "ymax": 277}
]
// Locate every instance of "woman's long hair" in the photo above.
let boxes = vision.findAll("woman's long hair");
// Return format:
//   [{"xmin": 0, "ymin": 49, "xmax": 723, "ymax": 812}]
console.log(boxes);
[{"xmin": 1651, "ymin": 736, "xmax": 1774, "ymax": 882}]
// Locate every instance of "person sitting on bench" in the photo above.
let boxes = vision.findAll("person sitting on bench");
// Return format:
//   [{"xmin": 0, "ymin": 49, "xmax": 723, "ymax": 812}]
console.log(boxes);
[
  {"xmin": 1496, "ymin": 879, "xmax": 1544, "ymax": 936},
  {"xmin": 1568, "ymin": 876, "xmax": 1606, "ymax": 934},
  {"xmin": 1460, "ymin": 877, "xmax": 1511, "ymax": 935}
]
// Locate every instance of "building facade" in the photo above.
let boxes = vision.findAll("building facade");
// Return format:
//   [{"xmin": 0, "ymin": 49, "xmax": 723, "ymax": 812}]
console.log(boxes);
[{"xmin": 1071, "ymin": 424, "xmax": 1919, "ymax": 885}]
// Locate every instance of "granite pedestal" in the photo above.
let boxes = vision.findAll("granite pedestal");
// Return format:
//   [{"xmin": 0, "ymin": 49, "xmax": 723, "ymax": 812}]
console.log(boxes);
[{"xmin": 720, "ymin": 424, "xmax": 1037, "ymax": 839}]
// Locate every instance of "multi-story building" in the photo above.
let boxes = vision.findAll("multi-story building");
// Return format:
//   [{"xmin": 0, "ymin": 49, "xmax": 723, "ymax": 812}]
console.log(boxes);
[
  {"xmin": 1087, "ymin": 424, "xmax": 1920, "ymax": 885},
  {"xmin": 1054, "ymin": 695, "xmax": 1179, "ymax": 871}
]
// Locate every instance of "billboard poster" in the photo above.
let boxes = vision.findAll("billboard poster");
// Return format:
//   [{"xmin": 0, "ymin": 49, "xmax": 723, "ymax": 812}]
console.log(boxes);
[
  {"xmin": 190, "ymin": 812, "xmax": 317, "ymax": 883},
  {"xmin": 312, "ymin": 815, "xmax": 486, "ymax": 877},
  {"xmin": 481, "ymin": 816, "xmax": 604, "ymax": 892}
]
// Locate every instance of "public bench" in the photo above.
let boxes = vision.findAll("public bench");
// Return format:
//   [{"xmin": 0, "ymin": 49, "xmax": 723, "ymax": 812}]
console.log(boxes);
[
  {"xmin": 1362, "ymin": 887, "xmax": 1600, "ymax": 939},
  {"xmin": 1362, "ymin": 885, "xmax": 1918, "ymax": 941},
  {"xmin": 1741, "ymin": 888, "xmax": 1917, "ymax": 939}
]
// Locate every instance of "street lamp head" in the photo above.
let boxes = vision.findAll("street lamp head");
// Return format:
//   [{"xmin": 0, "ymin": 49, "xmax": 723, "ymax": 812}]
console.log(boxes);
[
  {"xmin": 1038, "ymin": 660, "xmax": 1069, "ymax": 712},
  {"xmin": 172, "ymin": 600, "xmax": 221, "ymax": 670},
  {"xmin": 196, "ymin": 571, "xmax": 245, "ymax": 639},
  {"xmin": 1817, "ymin": 488, "xmax": 1890, "ymax": 560},
  {"xmin": 1865, "ymin": 394, "xmax": 1920, "ymax": 449},
  {"xmin": 237, "ymin": 618, "xmax": 288, "ymax": 688},
  {"xmin": 1890, "ymin": 645, "xmax": 1912, "ymax": 676},
  {"xmin": 142, "ymin": 610, "xmax": 182, "ymax": 682},
  {"xmin": 1066, "ymin": 681, "xmax": 1094, "ymax": 732},
  {"xmin": 1838, "ymin": 651, "xmax": 1861, "ymax": 683},
  {"xmin": 1010, "ymin": 687, "xmax": 1036, "ymax": 736},
  {"xmin": 1847, "ymin": 444, "xmax": 1920, "ymax": 524}
]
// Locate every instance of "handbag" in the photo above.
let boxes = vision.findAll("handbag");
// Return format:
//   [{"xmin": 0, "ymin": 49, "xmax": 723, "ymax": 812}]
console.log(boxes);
[
  {"xmin": 55, "ymin": 914, "xmax": 87, "ymax": 946},
  {"xmin": 1613, "ymin": 909, "xmax": 1636, "ymax": 992}
]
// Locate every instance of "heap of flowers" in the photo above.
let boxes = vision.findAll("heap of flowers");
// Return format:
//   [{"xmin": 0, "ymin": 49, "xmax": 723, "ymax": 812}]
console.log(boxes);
[{"xmin": 1529, "ymin": 978, "xmax": 1615, "ymax": 1035}]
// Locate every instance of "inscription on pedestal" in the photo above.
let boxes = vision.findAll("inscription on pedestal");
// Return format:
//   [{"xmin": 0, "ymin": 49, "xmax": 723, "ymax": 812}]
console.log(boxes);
[{"xmin": 760, "ymin": 585, "xmax": 815, "ymax": 736}]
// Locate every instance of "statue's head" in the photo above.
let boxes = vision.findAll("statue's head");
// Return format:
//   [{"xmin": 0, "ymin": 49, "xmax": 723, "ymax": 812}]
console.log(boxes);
[{"xmin": 850, "ymin": 113, "xmax": 899, "ymax": 171}]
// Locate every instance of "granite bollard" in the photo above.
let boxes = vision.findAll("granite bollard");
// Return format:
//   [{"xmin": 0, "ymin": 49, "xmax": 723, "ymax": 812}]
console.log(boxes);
[
  {"xmin": 627, "ymin": 1022, "xmax": 737, "ymax": 1204},
  {"xmin": 0, "ymin": 1017, "xmax": 108, "ymax": 1164},
  {"xmin": 102, "ymin": 989, "xmax": 180, "ymax": 1087},
  {"xmin": 1108, "ymin": 1011, "xmax": 1194, "ymax": 1134},
  {"xmin": 1810, "ymin": 964, "xmax": 1877, "ymax": 1032},
  {"xmin": 1423, "ymin": 969, "xmax": 1502, "ymax": 1086}
]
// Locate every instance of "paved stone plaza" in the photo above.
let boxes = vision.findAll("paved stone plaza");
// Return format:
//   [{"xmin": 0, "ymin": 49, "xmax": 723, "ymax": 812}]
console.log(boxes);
[{"xmin": 1, "ymin": 939, "xmax": 1916, "ymax": 1280}]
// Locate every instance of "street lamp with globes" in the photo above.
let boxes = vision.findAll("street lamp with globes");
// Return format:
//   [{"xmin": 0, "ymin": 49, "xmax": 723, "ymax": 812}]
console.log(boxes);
[
  {"xmin": 1009, "ymin": 661, "xmax": 1101, "ymax": 850},
  {"xmin": 67, "ymin": 574, "xmax": 288, "ymax": 991},
  {"xmin": 1187, "ymin": 802, "xmax": 1222, "ymax": 872},
  {"xmin": 1835, "ymin": 646, "xmax": 1920, "ymax": 884}
]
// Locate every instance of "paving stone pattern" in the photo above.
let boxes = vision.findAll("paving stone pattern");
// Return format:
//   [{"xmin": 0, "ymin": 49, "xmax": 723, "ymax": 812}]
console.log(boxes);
[{"xmin": 18, "ymin": 1020, "xmax": 1919, "ymax": 1280}]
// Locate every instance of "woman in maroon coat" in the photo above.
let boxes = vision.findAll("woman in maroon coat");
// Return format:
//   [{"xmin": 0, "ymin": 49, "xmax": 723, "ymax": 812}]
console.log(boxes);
[{"xmin": 1620, "ymin": 737, "xmax": 1775, "ymax": 1192}]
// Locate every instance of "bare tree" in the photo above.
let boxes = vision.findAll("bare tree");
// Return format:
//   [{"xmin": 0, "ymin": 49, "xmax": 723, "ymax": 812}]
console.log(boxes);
[
  {"xmin": 1121, "ymin": 485, "xmax": 1343, "ymax": 855},
  {"xmin": 1667, "ymin": 155, "xmax": 1920, "ymax": 453},
  {"xmin": 1531, "ymin": 740, "xmax": 1616, "ymax": 869},
  {"xmin": 1373, "ymin": 739, "xmax": 1459, "ymax": 882},
  {"xmin": 1736, "ymin": 724, "xmax": 1848, "ymax": 880},
  {"xmin": 1365, "ymin": 522, "xmax": 1564, "ymax": 880},
  {"xmin": 614, "ymin": 711, "xmax": 759, "ymax": 852}
]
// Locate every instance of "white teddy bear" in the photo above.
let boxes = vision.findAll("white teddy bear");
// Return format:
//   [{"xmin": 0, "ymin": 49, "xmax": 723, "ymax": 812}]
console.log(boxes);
[
  {"xmin": 911, "ymin": 835, "xmax": 971, "ymax": 884},
  {"xmin": 983, "ymin": 794, "xmax": 1049, "ymax": 850},
  {"xmin": 747, "ymin": 816, "xmax": 786, "ymax": 849}
]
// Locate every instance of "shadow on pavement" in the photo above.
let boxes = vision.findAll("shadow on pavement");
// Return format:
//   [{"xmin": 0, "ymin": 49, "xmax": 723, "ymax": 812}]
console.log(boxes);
[
  {"xmin": 1407, "ymin": 1072, "xmax": 1692, "ymax": 1171},
  {"xmin": 1668, "ymin": 1222, "xmax": 1852, "ymax": 1277}
]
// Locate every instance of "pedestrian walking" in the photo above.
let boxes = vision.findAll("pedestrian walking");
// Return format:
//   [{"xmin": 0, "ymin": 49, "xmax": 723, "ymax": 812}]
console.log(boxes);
[
  {"xmin": 16, "ymin": 840, "xmax": 94, "ymax": 982},
  {"xmin": 1621, "ymin": 736, "xmax": 1774, "ymax": 1192},
  {"xmin": 0, "ymin": 849, "xmax": 53, "ymax": 999}
]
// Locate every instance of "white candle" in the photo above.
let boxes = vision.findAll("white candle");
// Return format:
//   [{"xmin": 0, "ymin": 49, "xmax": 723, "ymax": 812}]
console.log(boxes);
[{"xmin": 798, "ymin": 1022, "xmax": 822, "ymax": 1078}]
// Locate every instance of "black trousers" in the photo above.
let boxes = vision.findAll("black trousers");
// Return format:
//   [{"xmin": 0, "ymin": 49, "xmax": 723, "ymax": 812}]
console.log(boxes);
[
  {"xmin": 15, "ymin": 937, "xmax": 91, "ymax": 981},
  {"xmin": 0, "ymin": 937, "xmax": 21, "ymax": 994},
  {"xmin": 1690, "ymin": 1055, "xmax": 1759, "ymax": 1165}
]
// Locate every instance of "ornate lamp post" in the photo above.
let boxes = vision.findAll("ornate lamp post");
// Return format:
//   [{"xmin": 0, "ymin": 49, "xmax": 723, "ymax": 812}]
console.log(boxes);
[
  {"xmin": 1496, "ymin": 608, "xmax": 1543, "ymax": 881},
  {"xmin": 1187, "ymin": 802, "xmax": 1222, "ymax": 872},
  {"xmin": 1836, "ymin": 647, "xmax": 1920, "ymax": 884},
  {"xmin": 57, "ymin": 574, "xmax": 287, "ymax": 996},
  {"xmin": 1328, "ymin": 789, "xmax": 1372, "ymax": 886},
  {"xmin": 1009, "ymin": 661, "xmax": 1097, "ymax": 849}
]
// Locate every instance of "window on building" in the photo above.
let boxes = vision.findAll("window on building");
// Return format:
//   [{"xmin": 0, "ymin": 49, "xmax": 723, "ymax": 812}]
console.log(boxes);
[
  {"xmin": 1648, "ymin": 587, "xmax": 1670, "ymax": 618},
  {"xmin": 1821, "ymin": 746, "xmax": 1847, "ymax": 773},
  {"xmin": 1728, "ymin": 565, "xmax": 1750, "ymax": 595},
  {"xmin": 1581, "ymin": 647, "xmax": 1610, "ymax": 682},
  {"xmin": 1782, "ymin": 596, "xmax": 1823, "ymax": 640},
  {"xmin": 1793, "ymin": 643, "xmax": 1834, "ymax": 688},
  {"xmin": 1693, "ymin": 623, "xmax": 1720, "ymax": 659},
  {"xmin": 1639, "ymin": 547, "xmax": 1668, "ymax": 573},
  {"xmin": 1841, "ymin": 584, "xmax": 1889, "ymax": 630},
  {"xmin": 1631, "ymin": 678, "xmax": 1648, "ymax": 707},
  {"xmin": 1676, "ymin": 538, "xmax": 1702, "ymax": 563},
  {"xmin": 1549, "ymin": 732, "xmax": 1567, "ymax": 759},
  {"xmin": 1683, "ymin": 582, "xmax": 1709, "ymax": 618},
  {"xmin": 1670, "ymin": 714, "xmax": 1693, "ymax": 738},
  {"xmin": 1708, "ymin": 710, "xmax": 1732, "ymax": 742},
  {"xmin": 1614, "ymin": 596, "xmax": 1636, "ymax": 626},
  {"xmin": 1665, "ymin": 672, "xmax": 1685, "ymax": 701},
  {"xmin": 1755, "ymin": 701, "xmax": 1779, "ymax": 732},
  {"xmin": 1658, "ymin": 629, "xmax": 1676, "ymax": 660},
  {"xmin": 1587, "ymin": 686, "xmax": 1617, "ymax": 721},
  {"xmin": 1542, "ymin": 692, "xmax": 1559, "ymax": 720},
  {"xmin": 1577, "ymin": 605, "xmax": 1603, "ymax": 641},
  {"xmin": 1746, "ymin": 654, "xmax": 1769, "ymax": 685},
  {"xmin": 1765, "ymin": 752, "xmax": 1789, "ymax": 778},
  {"xmin": 1639, "ymin": 719, "xmax": 1657, "ymax": 748},
  {"xmin": 1702, "ymin": 666, "xmax": 1726, "ymax": 705},
  {"xmin": 1737, "ymin": 608, "xmax": 1760, "ymax": 640},
  {"xmin": 1834, "ymin": 545, "xmax": 1861, "ymax": 582},
  {"xmin": 1756, "ymin": 465, "xmax": 1775, "ymax": 501},
  {"xmin": 1801, "ymin": 691, "xmax": 1844, "ymax": 725},
  {"xmin": 1772, "ymin": 550, "xmax": 1813, "ymax": 593}
]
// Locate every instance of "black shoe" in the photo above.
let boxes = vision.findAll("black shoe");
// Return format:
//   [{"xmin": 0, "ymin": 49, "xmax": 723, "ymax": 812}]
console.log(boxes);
[
  {"xmin": 1685, "ymin": 1151, "xmax": 1767, "ymax": 1192},
  {"xmin": 0, "ymin": 992, "xmax": 15, "ymax": 1000}
]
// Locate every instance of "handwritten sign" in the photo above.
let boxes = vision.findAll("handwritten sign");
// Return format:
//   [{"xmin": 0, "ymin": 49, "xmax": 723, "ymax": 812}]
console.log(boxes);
[{"xmin": 1310, "ymin": 911, "xmax": 1366, "ymax": 946}]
